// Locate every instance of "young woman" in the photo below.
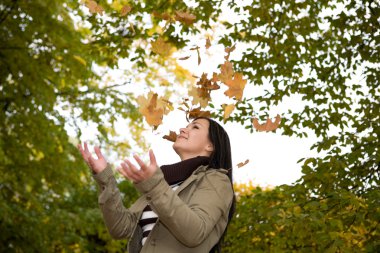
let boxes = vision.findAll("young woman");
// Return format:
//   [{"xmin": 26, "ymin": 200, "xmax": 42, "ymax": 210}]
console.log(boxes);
[{"xmin": 78, "ymin": 117, "xmax": 235, "ymax": 253}]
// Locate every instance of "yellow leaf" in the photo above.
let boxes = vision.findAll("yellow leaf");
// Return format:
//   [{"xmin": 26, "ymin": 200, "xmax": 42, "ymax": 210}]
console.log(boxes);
[
  {"xmin": 224, "ymin": 72, "xmax": 247, "ymax": 100},
  {"xmin": 151, "ymin": 37, "xmax": 173, "ymax": 56},
  {"xmin": 137, "ymin": 92, "xmax": 172, "ymax": 127},
  {"xmin": 223, "ymin": 104, "xmax": 235, "ymax": 120},
  {"xmin": 219, "ymin": 61, "xmax": 234, "ymax": 83},
  {"xmin": 252, "ymin": 114, "xmax": 281, "ymax": 132}
]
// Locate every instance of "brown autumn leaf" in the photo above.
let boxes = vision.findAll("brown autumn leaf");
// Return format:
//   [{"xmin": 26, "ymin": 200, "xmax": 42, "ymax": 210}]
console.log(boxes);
[
  {"xmin": 174, "ymin": 10, "xmax": 196, "ymax": 25},
  {"xmin": 224, "ymin": 72, "xmax": 247, "ymax": 100},
  {"xmin": 218, "ymin": 61, "xmax": 234, "ymax": 83},
  {"xmin": 190, "ymin": 46, "xmax": 201, "ymax": 65},
  {"xmin": 188, "ymin": 107, "xmax": 211, "ymax": 119},
  {"xmin": 179, "ymin": 55, "xmax": 191, "ymax": 60},
  {"xmin": 252, "ymin": 114, "xmax": 282, "ymax": 132},
  {"xmin": 189, "ymin": 86, "xmax": 210, "ymax": 108},
  {"xmin": 222, "ymin": 104, "xmax": 235, "ymax": 120},
  {"xmin": 152, "ymin": 11, "xmax": 172, "ymax": 20},
  {"xmin": 205, "ymin": 37, "xmax": 211, "ymax": 49},
  {"xmin": 85, "ymin": 0, "xmax": 104, "ymax": 15},
  {"xmin": 224, "ymin": 44, "xmax": 236, "ymax": 60},
  {"xmin": 121, "ymin": 5, "xmax": 132, "ymax": 16},
  {"xmin": 151, "ymin": 37, "xmax": 173, "ymax": 56},
  {"xmin": 237, "ymin": 159, "xmax": 249, "ymax": 168},
  {"xmin": 163, "ymin": 130, "xmax": 178, "ymax": 142}
]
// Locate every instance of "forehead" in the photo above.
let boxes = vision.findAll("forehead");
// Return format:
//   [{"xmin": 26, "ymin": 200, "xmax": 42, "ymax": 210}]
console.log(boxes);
[{"xmin": 188, "ymin": 118, "xmax": 210, "ymax": 127}]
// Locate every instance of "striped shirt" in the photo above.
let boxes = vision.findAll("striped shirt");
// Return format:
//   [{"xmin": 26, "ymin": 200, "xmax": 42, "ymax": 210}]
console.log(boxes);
[{"xmin": 139, "ymin": 182, "xmax": 182, "ymax": 245}]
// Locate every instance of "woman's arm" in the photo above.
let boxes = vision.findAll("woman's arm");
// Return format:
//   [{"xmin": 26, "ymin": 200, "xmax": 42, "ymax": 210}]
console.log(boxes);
[
  {"xmin": 93, "ymin": 165, "xmax": 139, "ymax": 239},
  {"xmin": 134, "ymin": 168, "xmax": 233, "ymax": 247}
]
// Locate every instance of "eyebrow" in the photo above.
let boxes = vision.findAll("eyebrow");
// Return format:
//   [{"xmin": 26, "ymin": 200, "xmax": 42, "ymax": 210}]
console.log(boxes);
[{"xmin": 187, "ymin": 121, "xmax": 203, "ymax": 127}]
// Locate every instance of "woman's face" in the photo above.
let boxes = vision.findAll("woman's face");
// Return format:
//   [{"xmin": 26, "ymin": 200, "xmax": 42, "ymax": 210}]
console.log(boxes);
[{"xmin": 172, "ymin": 118, "xmax": 214, "ymax": 160}]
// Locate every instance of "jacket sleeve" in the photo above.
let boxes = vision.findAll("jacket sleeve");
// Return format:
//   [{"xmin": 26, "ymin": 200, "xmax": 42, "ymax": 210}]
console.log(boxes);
[
  {"xmin": 93, "ymin": 164, "xmax": 139, "ymax": 239},
  {"xmin": 134, "ymin": 167, "xmax": 234, "ymax": 247}
]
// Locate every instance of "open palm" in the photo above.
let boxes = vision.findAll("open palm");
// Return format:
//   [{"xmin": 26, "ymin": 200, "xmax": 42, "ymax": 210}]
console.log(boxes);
[{"xmin": 78, "ymin": 142, "xmax": 107, "ymax": 174}]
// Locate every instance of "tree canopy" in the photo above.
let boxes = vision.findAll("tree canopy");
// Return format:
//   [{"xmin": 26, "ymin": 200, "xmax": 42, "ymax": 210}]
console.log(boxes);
[{"xmin": 1, "ymin": 0, "xmax": 379, "ymax": 252}]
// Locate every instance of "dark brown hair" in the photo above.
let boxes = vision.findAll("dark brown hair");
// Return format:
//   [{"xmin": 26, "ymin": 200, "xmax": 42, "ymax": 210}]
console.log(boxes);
[{"xmin": 194, "ymin": 117, "xmax": 236, "ymax": 253}]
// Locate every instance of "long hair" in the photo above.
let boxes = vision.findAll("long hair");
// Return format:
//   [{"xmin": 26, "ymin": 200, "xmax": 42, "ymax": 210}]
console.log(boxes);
[{"xmin": 194, "ymin": 117, "xmax": 236, "ymax": 253}]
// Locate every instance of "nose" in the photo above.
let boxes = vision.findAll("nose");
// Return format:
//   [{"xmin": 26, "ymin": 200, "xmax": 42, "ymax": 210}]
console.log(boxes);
[{"xmin": 179, "ymin": 128, "xmax": 187, "ymax": 134}]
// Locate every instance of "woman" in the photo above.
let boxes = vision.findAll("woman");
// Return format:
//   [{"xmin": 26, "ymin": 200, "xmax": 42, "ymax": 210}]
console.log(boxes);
[{"xmin": 78, "ymin": 117, "xmax": 235, "ymax": 253}]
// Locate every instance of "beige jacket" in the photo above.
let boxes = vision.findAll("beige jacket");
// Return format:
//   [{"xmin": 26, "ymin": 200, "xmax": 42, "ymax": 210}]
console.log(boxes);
[{"xmin": 93, "ymin": 164, "xmax": 234, "ymax": 253}]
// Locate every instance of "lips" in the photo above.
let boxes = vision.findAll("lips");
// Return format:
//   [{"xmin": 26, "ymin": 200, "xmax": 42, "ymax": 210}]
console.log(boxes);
[{"xmin": 177, "ymin": 135, "xmax": 188, "ymax": 140}]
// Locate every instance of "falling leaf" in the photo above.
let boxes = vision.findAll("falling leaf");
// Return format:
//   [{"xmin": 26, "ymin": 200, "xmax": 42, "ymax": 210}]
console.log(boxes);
[
  {"xmin": 189, "ymin": 86, "xmax": 209, "ymax": 108},
  {"xmin": 218, "ymin": 61, "xmax": 234, "ymax": 83},
  {"xmin": 190, "ymin": 46, "xmax": 201, "ymax": 65},
  {"xmin": 252, "ymin": 114, "xmax": 281, "ymax": 132},
  {"xmin": 163, "ymin": 130, "xmax": 178, "ymax": 142},
  {"xmin": 137, "ymin": 92, "xmax": 173, "ymax": 127},
  {"xmin": 84, "ymin": 0, "xmax": 104, "ymax": 15},
  {"xmin": 205, "ymin": 37, "xmax": 211, "ymax": 49},
  {"xmin": 179, "ymin": 55, "xmax": 191, "ymax": 60},
  {"xmin": 121, "ymin": 5, "xmax": 132, "ymax": 16},
  {"xmin": 224, "ymin": 44, "xmax": 236, "ymax": 60},
  {"xmin": 188, "ymin": 107, "xmax": 211, "ymax": 119},
  {"xmin": 175, "ymin": 10, "xmax": 196, "ymax": 25},
  {"xmin": 224, "ymin": 72, "xmax": 247, "ymax": 100},
  {"xmin": 152, "ymin": 11, "xmax": 172, "ymax": 20},
  {"xmin": 151, "ymin": 37, "xmax": 173, "ymax": 56},
  {"xmin": 237, "ymin": 159, "xmax": 249, "ymax": 168},
  {"xmin": 222, "ymin": 104, "xmax": 235, "ymax": 120}
]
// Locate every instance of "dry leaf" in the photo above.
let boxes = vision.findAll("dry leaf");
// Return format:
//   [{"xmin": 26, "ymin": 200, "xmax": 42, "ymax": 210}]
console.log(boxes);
[
  {"xmin": 237, "ymin": 159, "xmax": 249, "ymax": 168},
  {"xmin": 189, "ymin": 86, "xmax": 209, "ymax": 108},
  {"xmin": 179, "ymin": 55, "xmax": 191, "ymax": 60},
  {"xmin": 205, "ymin": 37, "xmax": 211, "ymax": 49},
  {"xmin": 252, "ymin": 114, "xmax": 281, "ymax": 132},
  {"xmin": 222, "ymin": 104, "xmax": 235, "ymax": 120},
  {"xmin": 137, "ymin": 92, "xmax": 173, "ymax": 127},
  {"xmin": 188, "ymin": 107, "xmax": 211, "ymax": 119},
  {"xmin": 224, "ymin": 44, "xmax": 236, "ymax": 60},
  {"xmin": 121, "ymin": 5, "xmax": 132, "ymax": 16},
  {"xmin": 218, "ymin": 61, "xmax": 234, "ymax": 83},
  {"xmin": 151, "ymin": 37, "xmax": 173, "ymax": 56},
  {"xmin": 85, "ymin": 0, "xmax": 104, "ymax": 15},
  {"xmin": 175, "ymin": 10, "xmax": 196, "ymax": 25},
  {"xmin": 163, "ymin": 130, "xmax": 178, "ymax": 142},
  {"xmin": 224, "ymin": 72, "xmax": 247, "ymax": 100}
]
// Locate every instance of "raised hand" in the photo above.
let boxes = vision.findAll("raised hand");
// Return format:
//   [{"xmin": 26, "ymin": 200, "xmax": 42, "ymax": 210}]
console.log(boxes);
[
  {"xmin": 117, "ymin": 149, "xmax": 158, "ymax": 183},
  {"xmin": 77, "ymin": 142, "xmax": 108, "ymax": 174}
]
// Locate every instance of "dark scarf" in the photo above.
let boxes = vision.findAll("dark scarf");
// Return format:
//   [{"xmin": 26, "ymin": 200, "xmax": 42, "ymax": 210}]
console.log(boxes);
[{"xmin": 160, "ymin": 156, "xmax": 210, "ymax": 185}]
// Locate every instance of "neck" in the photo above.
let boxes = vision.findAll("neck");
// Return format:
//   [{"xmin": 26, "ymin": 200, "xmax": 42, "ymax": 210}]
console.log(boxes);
[{"xmin": 179, "ymin": 152, "xmax": 211, "ymax": 161}]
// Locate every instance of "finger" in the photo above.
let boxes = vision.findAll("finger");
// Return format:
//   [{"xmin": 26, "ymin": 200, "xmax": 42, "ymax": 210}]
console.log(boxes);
[
  {"xmin": 149, "ymin": 149, "xmax": 157, "ymax": 167},
  {"xmin": 77, "ymin": 144, "xmax": 89, "ymax": 162},
  {"xmin": 133, "ymin": 154, "xmax": 146, "ymax": 170},
  {"xmin": 125, "ymin": 159, "xmax": 144, "ymax": 180},
  {"xmin": 121, "ymin": 161, "xmax": 141, "ymax": 182},
  {"xmin": 117, "ymin": 166, "xmax": 129, "ymax": 179},
  {"xmin": 94, "ymin": 146, "xmax": 104, "ymax": 160},
  {"xmin": 84, "ymin": 142, "xmax": 90, "ymax": 153}
]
